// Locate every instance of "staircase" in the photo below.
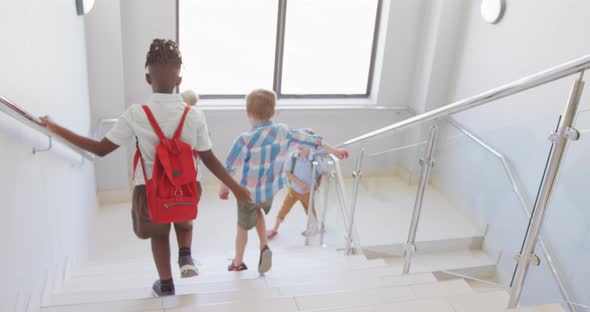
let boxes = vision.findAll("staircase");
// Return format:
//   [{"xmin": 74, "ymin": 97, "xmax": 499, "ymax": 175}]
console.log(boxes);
[{"xmin": 38, "ymin": 246, "xmax": 562, "ymax": 312}]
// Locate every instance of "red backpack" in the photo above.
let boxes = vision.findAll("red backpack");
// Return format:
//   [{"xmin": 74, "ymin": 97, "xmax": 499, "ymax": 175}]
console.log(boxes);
[{"xmin": 133, "ymin": 105, "xmax": 199, "ymax": 224}]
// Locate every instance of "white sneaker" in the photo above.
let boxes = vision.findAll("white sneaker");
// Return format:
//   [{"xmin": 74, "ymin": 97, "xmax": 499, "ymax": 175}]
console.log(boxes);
[{"xmin": 301, "ymin": 227, "xmax": 321, "ymax": 237}]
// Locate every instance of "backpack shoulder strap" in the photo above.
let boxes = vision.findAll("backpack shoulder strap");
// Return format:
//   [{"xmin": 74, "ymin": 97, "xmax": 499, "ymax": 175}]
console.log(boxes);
[
  {"xmin": 173, "ymin": 106, "xmax": 191, "ymax": 140},
  {"xmin": 290, "ymin": 154, "xmax": 297, "ymax": 173},
  {"xmin": 141, "ymin": 105, "xmax": 167, "ymax": 142},
  {"xmin": 133, "ymin": 137, "xmax": 148, "ymax": 183}
]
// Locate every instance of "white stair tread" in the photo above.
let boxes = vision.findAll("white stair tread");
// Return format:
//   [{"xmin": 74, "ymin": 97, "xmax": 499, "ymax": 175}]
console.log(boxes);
[
  {"xmin": 509, "ymin": 304, "xmax": 565, "ymax": 312},
  {"xmin": 43, "ymin": 274, "xmax": 436, "ymax": 311},
  {"xmin": 48, "ymin": 270, "xmax": 436, "ymax": 306},
  {"xmin": 69, "ymin": 255, "xmax": 372, "ymax": 279},
  {"xmin": 41, "ymin": 299, "xmax": 163, "ymax": 312},
  {"xmin": 58, "ymin": 259, "xmax": 388, "ymax": 293},
  {"xmin": 77, "ymin": 253, "xmax": 368, "ymax": 272},
  {"xmin": 365, "ymin": 299, "xmax": 456, "ymax": 312},
  {"xmin": 309, "ymin": 299, "xmax": 456, "ymax": 312},
  {"xmin": 45, "ymin": 284, "xmax": 276, "ymax": 309},
  {"xmin": 277, "ymin": 273, "xmax": 437, "ymax": 297},
  {"xmin": 383, "ymin": 249, "xmax": 497, "ymax": 273},
  {"xmin": 293, "ymin": 279, "xmax": 472, "ymax": 311},
  {"xmin": 168, "ymin": 279, "xmax": 472, "ymax": 311},
  {"xmin": 166, "ymin": 297, "xmax": 299, "ymax": 312},
  {"xmin": 71, "ymin": 255, "xmax": 385, "ymax": 279},
  {"xmin": 46, "ymin": 279, "xmax": 268, "ymax": 307},
  {"xmin": 444, "ymin": 290, "xmax": 509, "ymax": 312},
  {"xmin": 41, "ymin": 290, "xmax": 283, "ymax": 312},
  {"xmin": 42, "ymin": 293, "xmax": 562, "ymax": 312}
]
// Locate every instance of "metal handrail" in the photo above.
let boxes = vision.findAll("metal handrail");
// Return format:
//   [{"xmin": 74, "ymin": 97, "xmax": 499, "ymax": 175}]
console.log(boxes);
[
  {"xmin": 340, "ymin": 54, "xmax": 590, "ymax": 147},
  {"xmin": 341, "ymin": 104, "xmax": 577, "ymax": 310},
  {"xmin": 444, "ymin": 118, "xmax": 576, "ymax": 312},
  {"xmin": 296, "ymin": 151, "xmax": 362, "ymax": 253},
  {"xmin": 0, "ymin": 96, "xmax": 95, "ymax": 161}
]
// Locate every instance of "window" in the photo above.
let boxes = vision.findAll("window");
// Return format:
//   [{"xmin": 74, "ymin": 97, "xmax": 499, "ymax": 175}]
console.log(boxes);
[
  {"xmin": 178, "ymin": 0, "xmax": 382, "ymax": 99},
  {"xmin": 178, "ymin": 0, "xmax": 278, "ymax": 96}
]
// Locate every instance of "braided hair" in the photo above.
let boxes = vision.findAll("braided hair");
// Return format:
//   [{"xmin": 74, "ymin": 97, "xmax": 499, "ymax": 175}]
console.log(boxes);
[{"xmin": 145, "ymin": 39, "xmax": 182, "ymax": 69}]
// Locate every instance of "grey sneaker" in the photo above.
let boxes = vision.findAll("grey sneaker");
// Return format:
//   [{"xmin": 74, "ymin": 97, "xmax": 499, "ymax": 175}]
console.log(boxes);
[
  {"xmin": 152, "ymin": 280, "xmax": 175, "ymax": 297},
  {"xmin": 258, "ymin": 245, "xmax": 272, "ymax": 274},
  {"xmin": 179, "ymin": 256, "xmax": 199, "ymax": 278}
]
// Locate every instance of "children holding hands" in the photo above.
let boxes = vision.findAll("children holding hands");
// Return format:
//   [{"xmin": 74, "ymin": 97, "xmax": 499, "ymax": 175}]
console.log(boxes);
[{"xmin": 219, "ymin": 89, "xmax": 348, "ymax": 273}]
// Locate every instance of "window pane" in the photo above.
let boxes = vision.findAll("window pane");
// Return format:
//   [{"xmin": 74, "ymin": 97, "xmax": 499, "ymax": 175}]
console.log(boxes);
[
  {"xmin": 179, "ymin": 0, "xmax": 277, "ymax": 95},
  {"xmin": 281, "ymin": 0, "xmax": 379, "ymax": 95}
]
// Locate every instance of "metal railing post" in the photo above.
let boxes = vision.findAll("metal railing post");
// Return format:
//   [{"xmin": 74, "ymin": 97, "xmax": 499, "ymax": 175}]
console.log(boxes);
[
  {"xmin": 508, "ymin": 74, "xmax": 585, "ymax": 308},
  {"xmin": 403, "ymin": 125, "xmax": 438, "ymax": 274},
  {"xmin": 346, "ymin": 149, "xmax": 365, "ymax": 255},
  {"xmin": 319, "ymin": 158, "xmax": 334, "ymax": 247},
  {"xmin": 446, "ymin": 118, "xmax": 577, "ymax": 312},
  {"xmin": 331, "ymin": 156, "xmax": 354, "ymax": 253},
  {"xmin": 304, "ymin": 158, "xmax": 319, "ymax": 246}
]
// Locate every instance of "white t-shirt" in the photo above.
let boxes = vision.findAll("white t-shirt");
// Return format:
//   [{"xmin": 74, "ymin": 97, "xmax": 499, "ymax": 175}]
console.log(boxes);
[{"xmin": 106, "ymin": 93, "xmax": 212, "ymax": 185}]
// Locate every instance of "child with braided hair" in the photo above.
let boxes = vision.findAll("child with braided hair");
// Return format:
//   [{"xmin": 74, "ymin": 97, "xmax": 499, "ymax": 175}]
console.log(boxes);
[{"xmin": 40, "ymin": 39, "xmax": 251, "ymax": 296}]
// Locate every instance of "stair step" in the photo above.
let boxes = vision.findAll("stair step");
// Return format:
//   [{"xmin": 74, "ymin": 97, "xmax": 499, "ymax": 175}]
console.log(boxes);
[
  {"xmin": 317, "ymin": 299, "xmax": 457, "ymax": 312},
  {"xmin": 266, "ymin": 268, "xmax": 430, "ymax": 288},
  {"xmin": 364, "ymin": 236, "xmax": 485, "ymax": 257},
  {"xmin": 41, "ymin": 288, "xmax": 280, "ymax": 312},
  {"xmin": 48, "ymin": 268, "xmax": 432, "ymax": 306},
  {"xmin": 71, "ymin": 256, "xmax": 378, "ymax": 280},
  {"xmin": 41, "ymin": 299, "xmax": 162, "ymax": 312},
  {"xmin": 58, "ymin": 259, "xmax": 388, "ymax": 293},
  {"xmin": 277, "ymin": 273, "xmax": 437, "ymax": 297},
  {"xmin": 293, "ymin": 279, "xmax": 473, "ymax": 311},
  {"xmin": 45, "ymin": 279, "xmax": 280, "ymax": 308},
  {"xmin": 72, "ymin": 252, "xmax": 368, "ymax": 277},
  {"xmin": 444, "ymin": 290, "xmax": 509, "ymax": 312},
  {"xmin": 168, "ymin": 297, "xmax": 300, "ymax": 312},
  {"xmin": 42, "ymin": 289, "xmax": 564, "ymax": 312},
  {"xmin": 381, "ymin": 249, "xmax": 497, "ymax": 276},
  {"xmin": 509, "ymin": 304, "xmax": 565, "ymax": 312}
]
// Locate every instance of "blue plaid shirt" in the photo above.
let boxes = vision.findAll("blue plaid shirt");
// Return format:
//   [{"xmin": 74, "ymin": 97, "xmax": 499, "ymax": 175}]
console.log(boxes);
[{"xmin": 225, "ymin": 122, "xmax": 323, "ymax": 203}]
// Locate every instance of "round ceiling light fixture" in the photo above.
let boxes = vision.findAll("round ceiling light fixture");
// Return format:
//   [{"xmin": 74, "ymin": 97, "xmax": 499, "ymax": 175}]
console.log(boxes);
[{"xmin": 481, "ymin": 0, "xmax": 506, "ymax": 24}]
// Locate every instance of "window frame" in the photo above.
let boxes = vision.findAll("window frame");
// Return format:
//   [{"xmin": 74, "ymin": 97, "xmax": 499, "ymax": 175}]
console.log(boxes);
[{"xmin": 176, "ymin": 0, "xmax": 383, "ymax": 100}]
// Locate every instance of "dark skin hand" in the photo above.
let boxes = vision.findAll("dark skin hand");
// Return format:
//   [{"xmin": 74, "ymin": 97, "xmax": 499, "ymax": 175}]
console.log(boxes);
[
  {"xmin": 39, "ymin": 116, "xmax": 118, "ymax": 157},
  {"xmin": 38, "ymin": 117, "xmax": 252, "ymax": 203},
  {"xmin": 38, "ymin": 64, "xmax": 185, "ymax": 156}
]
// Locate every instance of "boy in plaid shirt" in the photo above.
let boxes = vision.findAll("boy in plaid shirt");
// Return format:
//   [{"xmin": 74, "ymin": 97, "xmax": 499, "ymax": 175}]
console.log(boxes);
[{"xmin": 219, "ymin": 89, "xmax": 348, "ymax": 272}]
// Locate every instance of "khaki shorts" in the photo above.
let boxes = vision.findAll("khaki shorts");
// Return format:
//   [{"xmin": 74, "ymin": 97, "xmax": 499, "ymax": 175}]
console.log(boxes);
[
  {"xmin": 237, "ymin": 199, "xmax": 273, "ymax": 231},
  {"xmin": 131, "ymin": 183, "xmax": 202, "ymax": 239}
]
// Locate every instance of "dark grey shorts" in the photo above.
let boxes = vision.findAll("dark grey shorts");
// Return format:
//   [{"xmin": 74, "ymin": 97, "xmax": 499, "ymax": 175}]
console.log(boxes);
[{"xmin": 237, "ymin": 199, "xmax": 273, "ymax": 230}]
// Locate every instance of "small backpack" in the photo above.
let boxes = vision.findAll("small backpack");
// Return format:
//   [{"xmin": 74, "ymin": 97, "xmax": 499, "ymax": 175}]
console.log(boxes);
[
  {"xmin": 133, "ymin": 105, "xmax": 199, "ymax": 224},
  {"xmin": 288, "ymin": 153, "xmax": 322, "ymax": 190}
]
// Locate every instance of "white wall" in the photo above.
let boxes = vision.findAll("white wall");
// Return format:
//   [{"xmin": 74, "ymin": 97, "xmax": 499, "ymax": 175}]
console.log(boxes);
[
  {"xmin": 86, "ymin": 0, "xmax": 429, "ymax": 195},
  {"xmin": 430, "ymin": 0, "xmax": 590, "ymax": 308},
  {"xmin": 390, "ymin": 0, "xmax": 472, "ymax": 188},
  {"xmin": 85, "ymin": 0, "xmax": 130, "ymax": 197},
  {"xmin": 0, "ymin": 0, "xmax": 97, "ymax": 309}
]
